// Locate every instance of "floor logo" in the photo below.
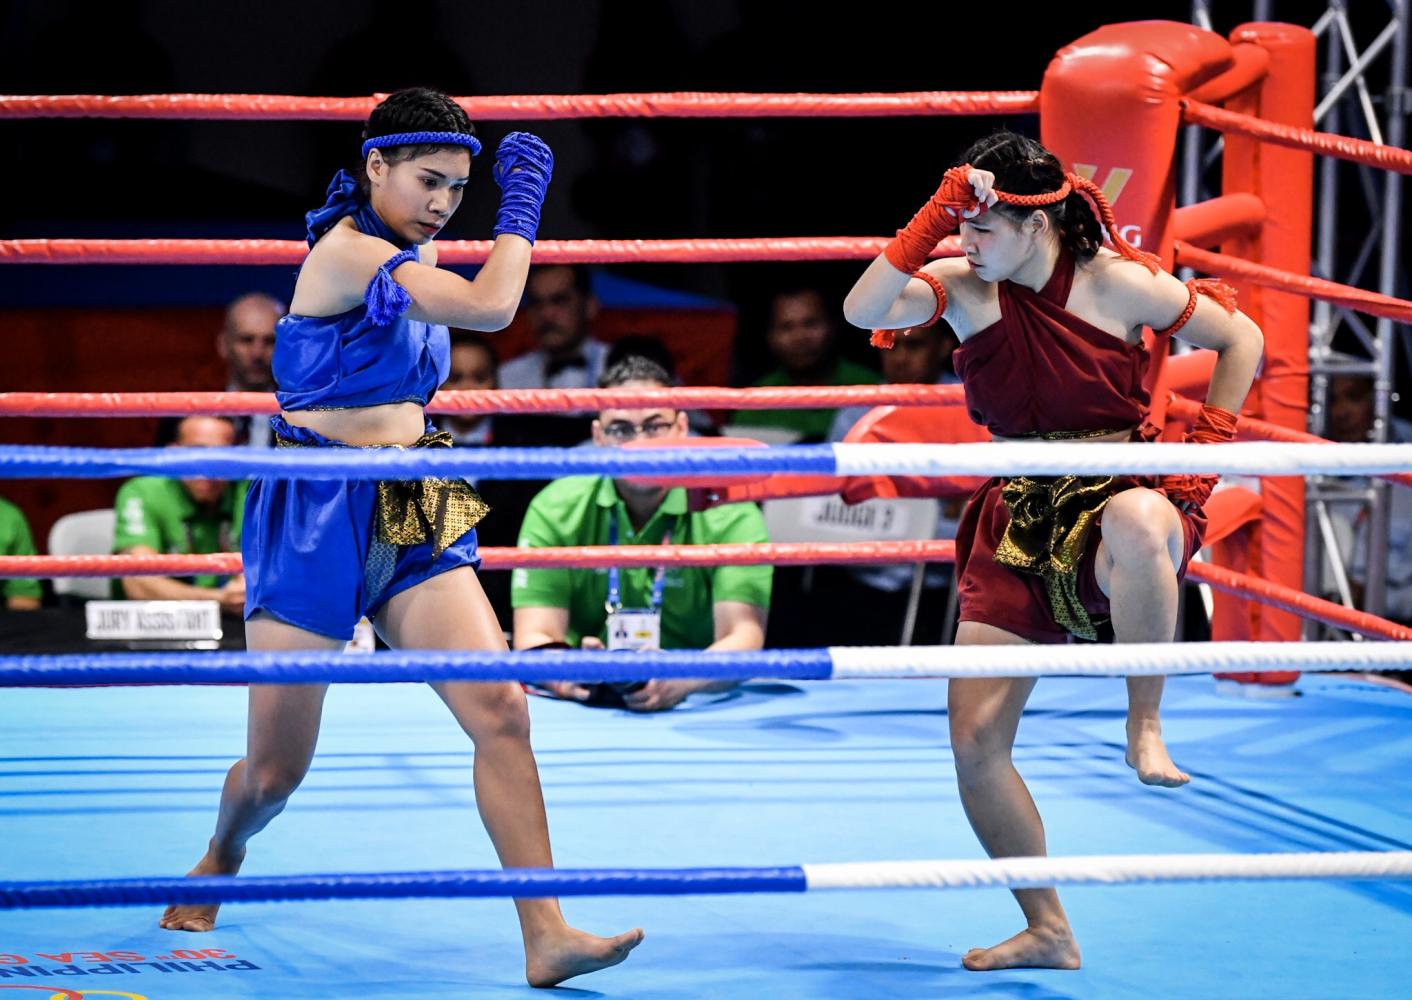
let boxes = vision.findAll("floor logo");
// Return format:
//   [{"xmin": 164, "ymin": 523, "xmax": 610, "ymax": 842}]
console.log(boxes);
[
  {"xmin": 0, "ymin": 948, "xmax": 259, "ymax": 991},
  {"xmin": 0, "ymin": 990, "xmax": 148, "ymax": 998}
]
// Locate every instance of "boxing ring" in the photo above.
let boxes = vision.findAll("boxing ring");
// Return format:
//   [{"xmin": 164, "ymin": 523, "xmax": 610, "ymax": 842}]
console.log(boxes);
[{"xmin": 4, "ymin": 17, "xmax": 1412, "ymax": 999}]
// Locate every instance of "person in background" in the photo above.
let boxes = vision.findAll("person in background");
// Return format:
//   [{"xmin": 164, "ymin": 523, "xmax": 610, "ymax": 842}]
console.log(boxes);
[
  {"xmin": 438, "ymin": 329, "xmax": 499, "ymax": 446},
  {"xmin": 113, "ymin": 416, "xmax": 247, "ymax": 615},
  {"xmin": 0, "ymin": 496, "xmax": 42, "ymax": 610},
  {"xmin": 605, "ymin": 334, "xmax": 717, "ymax": 435},
  {"xmin": 731, "ymin": 285, "xmax": 881, "ymax": 441},
  {"xmin": 512, "ymin": 356, "xmax": 772, "ymax": 711},
  {"xmin": 826, "ymin": 318, "xmax": 959, "ymax": 442},
  {"xmin": 218, "ymin": 292, "xmax": 284, "ymax": 448},
  {"xmin": 498, "ymin": 265, "xmax": 608, "ymax": 390}
]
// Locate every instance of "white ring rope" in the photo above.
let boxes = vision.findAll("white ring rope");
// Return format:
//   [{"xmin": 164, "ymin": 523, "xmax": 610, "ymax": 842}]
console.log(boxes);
[
  {"xmin": 825, "ymin": 641, "xmax": 1412, "ymax": 678},
  {"xmin": 802, "ymin": 851, "xmax": 1412, "ymax": 890},
  {"xmin": 831, "ymin": 441, "xmax": 1412, "ymax": 477}
]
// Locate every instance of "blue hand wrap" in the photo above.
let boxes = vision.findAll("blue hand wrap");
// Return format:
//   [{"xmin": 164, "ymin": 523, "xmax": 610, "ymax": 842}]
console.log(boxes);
[{"xmin": 492, "ymin": 132, "xmax": 554, "ymax": 244}]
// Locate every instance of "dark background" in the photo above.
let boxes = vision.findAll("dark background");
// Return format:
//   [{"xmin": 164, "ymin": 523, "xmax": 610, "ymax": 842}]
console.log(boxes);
[
  {"xmin": 0, "ymin": 0, "xmax": 1246, "ymax": 319},
  {"xmin": 2, "ymin": 1, "xmax": 1400, "ymax": 350},
  {"xmin": 1, "ymin": 1, "xmax": 1406, "ymax": 516},
  {"xmin": 1, "ymin": 0, "xmax": 1406, "ymax": 646}
]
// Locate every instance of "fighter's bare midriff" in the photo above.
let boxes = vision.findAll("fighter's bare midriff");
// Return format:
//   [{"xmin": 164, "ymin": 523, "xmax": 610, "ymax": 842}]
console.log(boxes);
[{"xmin": 281, "ymin": 401, "xmax": 428, "ymax": 447}]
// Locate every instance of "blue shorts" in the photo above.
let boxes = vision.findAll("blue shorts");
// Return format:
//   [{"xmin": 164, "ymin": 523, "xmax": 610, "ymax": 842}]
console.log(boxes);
[{"xmin": 243, "ymin": 417, "xmax": 482, "ymax": 640}]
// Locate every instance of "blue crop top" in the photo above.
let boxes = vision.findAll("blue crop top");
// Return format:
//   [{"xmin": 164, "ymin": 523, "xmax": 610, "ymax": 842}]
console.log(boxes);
[{"xmin": 273, "ymin": 170, "xmax": 451, "ymax": 412}]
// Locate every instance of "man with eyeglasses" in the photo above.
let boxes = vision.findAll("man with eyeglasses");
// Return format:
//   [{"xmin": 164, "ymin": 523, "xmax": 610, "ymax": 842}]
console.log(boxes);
[{"xmin": 511, "ymin": 356, "xmax": 773, "ymax": 711}]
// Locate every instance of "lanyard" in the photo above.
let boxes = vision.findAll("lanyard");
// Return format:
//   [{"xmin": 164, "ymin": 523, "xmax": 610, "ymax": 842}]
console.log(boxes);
[{"xmin": 606, "ymin": 509, "xmax": 673, "ymax": 613}]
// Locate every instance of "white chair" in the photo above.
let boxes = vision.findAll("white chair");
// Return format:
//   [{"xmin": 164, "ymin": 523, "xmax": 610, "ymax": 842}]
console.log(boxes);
[
  {"xmin": 761, "ymin": 495, "xmax": 943, "ymax": 644},
  {"xmin": 47, "ymin": 509, "xmax": 116, "ymax": 601}
]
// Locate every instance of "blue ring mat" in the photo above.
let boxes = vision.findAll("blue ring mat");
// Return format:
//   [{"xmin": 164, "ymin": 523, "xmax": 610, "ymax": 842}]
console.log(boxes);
[{"xmin": 1, "ymin": 673, "xmax": 1409, "ymax": 998}]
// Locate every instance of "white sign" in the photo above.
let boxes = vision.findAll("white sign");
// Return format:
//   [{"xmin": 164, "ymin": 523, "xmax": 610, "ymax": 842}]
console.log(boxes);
[
  {"xmin": 761, "ymin": 496, "xmax": 941, "ymax": 544},
  {"xmin": 85, "ymin": 601, "xmax": 223, "ymax": 641}
]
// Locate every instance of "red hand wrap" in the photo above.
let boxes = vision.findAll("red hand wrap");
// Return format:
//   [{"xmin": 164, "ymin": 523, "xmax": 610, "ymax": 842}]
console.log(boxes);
[
  {"xmin": 1160, "ymin": 404, "xmax": 1239, "ymax": 510},
  {"xmin": 1188, "ymin": 403, "xmax": 1239, "ymax": 444},
  {"xmin": 882, "ymin": 165, "xmax": 979, "ymax": 275}
]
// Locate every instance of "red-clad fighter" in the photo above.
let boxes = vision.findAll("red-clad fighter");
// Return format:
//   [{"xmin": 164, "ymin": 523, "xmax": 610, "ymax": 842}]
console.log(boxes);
[{"xmin": 845, "ymin": 131, "xmax": 1263, "ymax": 970}]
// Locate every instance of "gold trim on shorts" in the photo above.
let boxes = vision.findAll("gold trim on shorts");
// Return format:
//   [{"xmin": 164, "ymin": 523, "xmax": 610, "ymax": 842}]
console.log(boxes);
[
  {"xmin": 992, "ymin": 427, "xmax": 1126, "ymax": 641},
  {"xmin": 277, "ymin": 428, "xmax": 490, "ymax": 558}
]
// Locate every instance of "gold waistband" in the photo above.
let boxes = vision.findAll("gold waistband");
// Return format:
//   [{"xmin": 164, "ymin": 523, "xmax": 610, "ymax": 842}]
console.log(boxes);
[
  {"xmin": 1020, "ymin": 427, "xmax": 1133, "ymax": 441},
  {"xmin": 277, "ymin": 429, "xmax": 490, "ymax": 558}
]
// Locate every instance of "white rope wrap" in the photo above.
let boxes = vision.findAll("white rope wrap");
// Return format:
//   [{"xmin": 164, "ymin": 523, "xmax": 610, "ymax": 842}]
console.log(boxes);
[
  {"xmin": 802, "ymin": 851, "xmax": 1412, "ymax": 890},
  {"xmin": 826, "ymin": 641, "xmax": 1412, "ymax": 678},
  {"xmin": 831, "ymin": 441, "xmax": 1412, "ymax": 477}
]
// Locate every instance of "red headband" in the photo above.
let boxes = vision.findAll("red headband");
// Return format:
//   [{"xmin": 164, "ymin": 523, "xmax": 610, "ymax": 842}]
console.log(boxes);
[{"xmin": 986, "ymin": 169, "xmax": 1160, "ymax": 274}]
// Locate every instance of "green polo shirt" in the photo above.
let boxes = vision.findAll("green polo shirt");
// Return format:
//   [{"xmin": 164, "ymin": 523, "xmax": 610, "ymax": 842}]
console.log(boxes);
[
  {"xmin": 731, "ymin": 358, "xmax": 883, "ymax": 439},
  {"xmin": 511, "ymin": 476, "xmax": 772, "ymax": 650},
  {"xmin": 112, "ymin": 476, "xmax": 248, "ymax": 591},
  {"xmin": 0, "ymin": 497, "xmax": 42, "ymax": 603}
]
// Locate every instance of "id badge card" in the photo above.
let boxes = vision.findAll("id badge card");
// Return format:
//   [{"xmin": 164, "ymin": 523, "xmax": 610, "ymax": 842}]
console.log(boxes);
[{"xmin": 607, "ymin": 608, "xmax": 661, "ymax": 651}]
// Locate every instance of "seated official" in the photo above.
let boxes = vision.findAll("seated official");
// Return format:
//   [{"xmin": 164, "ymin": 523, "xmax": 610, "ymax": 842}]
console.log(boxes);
[
  {"xmin": 512, "ymin": 356, "xmax": 772, "ymax": 711},
  {"xmin": 0, "ymin": 496, "xmax": 42, "ymax": 610},
  {"xmin": 113, "ymin": 416, "xmax": 247, "ymax": 614}
]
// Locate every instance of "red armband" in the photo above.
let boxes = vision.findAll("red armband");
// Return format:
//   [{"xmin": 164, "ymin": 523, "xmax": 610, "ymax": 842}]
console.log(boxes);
[
  {"xmin": 1156, "ymin": 278, "xmax": 1240, "ymax": 337},
  {"xmin": 870, "ymin": 270, "xmax": 947, "ymax": 350}
]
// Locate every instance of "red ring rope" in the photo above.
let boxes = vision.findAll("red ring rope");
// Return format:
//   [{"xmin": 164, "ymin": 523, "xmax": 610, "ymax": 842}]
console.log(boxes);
[
  {"xmin": 7, "ymin": 235, "xmax": 1407, "ymax": 331},
  {"xmin": 1181, "ymin": 99, "xmax": 1412, "ymax": 176},
  {"xmin": 0, "ymin": 236, "xmax": 959, "ymax": 266},
  {"xmin": 0, "ymin": 92, "xmax": 1041, "ymax": 121},
  {"xmin": 5, "ymin": 541, "xmax": 1406, "ymax": 641},
  {"xmin": 0, "ymin": 385, "xmax": 965, "ymax": 418},
  {"xmin": 1172, "ymin": 243, "xmax": 1412, "ymax": 324}
]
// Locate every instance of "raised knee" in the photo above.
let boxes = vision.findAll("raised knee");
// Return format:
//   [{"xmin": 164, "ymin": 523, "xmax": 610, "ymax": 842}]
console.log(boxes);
[{"xmin": 1104, "ymin": 490, "xmax": 1177, "ymax": 561}]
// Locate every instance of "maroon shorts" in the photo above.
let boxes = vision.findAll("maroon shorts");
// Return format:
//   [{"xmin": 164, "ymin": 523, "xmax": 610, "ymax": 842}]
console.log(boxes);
[{"xmin": 953, "ymin": 476, "xmax": 1205, "ymax": 644}]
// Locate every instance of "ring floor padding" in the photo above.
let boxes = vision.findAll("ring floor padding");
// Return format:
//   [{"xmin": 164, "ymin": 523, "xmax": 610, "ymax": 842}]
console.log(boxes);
[{"xmin": 2, "ymin": 673, "xmax": 1409, "ymax": 998}]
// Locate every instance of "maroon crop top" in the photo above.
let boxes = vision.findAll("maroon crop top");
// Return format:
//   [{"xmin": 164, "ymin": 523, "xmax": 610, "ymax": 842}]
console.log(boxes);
[{"xmin": 951, "ymin": 251, "xmax": 1150, "ymax": 437}]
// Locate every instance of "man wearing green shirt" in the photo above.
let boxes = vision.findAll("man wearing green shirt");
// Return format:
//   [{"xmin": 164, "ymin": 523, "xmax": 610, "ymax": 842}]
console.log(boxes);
[
  {"xmin": 512, "ymin": 356, "xmax": 772, "ymax": 711},
  {"xmin": 113, "ymin": 416, "xmax": 247, "ymax": 613},
  {"xmin": 731, "ymin": 285, "xmax": 882, "ymax": 441},
  {"xmin": 0, "ymin": 496, "xmax": 42, "ymax": 610}
]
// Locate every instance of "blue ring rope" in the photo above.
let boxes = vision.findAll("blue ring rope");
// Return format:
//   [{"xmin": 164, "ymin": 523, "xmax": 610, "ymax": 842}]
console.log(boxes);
[
  {"xmin": 0, "ymin": 649, "xmax": 836, "ymax": 687},
  {"xmin": 0, "ymin": 444, "xmax": 840, "ymax": 480},
  {"xmin": 0, "ymin": 867, "xmax": 809, "ymax": 909}
]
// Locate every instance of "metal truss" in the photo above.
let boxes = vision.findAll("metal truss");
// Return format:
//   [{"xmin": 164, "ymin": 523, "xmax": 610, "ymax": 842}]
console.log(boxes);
[{"xmin": 1185, "ymin": 1, "xmax": 1408, "ymax": 633}]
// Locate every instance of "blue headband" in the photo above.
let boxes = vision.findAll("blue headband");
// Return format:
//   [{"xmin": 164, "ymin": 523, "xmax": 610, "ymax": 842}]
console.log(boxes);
[{"xmin": 360, "ymin": 130, "xmax": 482, "ymax": 158}]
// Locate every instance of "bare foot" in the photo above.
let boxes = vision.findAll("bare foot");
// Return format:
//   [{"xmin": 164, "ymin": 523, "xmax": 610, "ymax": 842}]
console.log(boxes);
[
  {"xmin": 962, "ymin": 924, "xmax": 1080, "ymax": 971},
  {"xmin": 157, "ymin": 846, "xmax": 245, "ymax": 932},
  {"xmin": 525, "ymin": 925, "xmax": 644, "ymax": 988},
  {"xmin": 1125, "ymin": 718, "xmax": 1190, "ymax": 787}
]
